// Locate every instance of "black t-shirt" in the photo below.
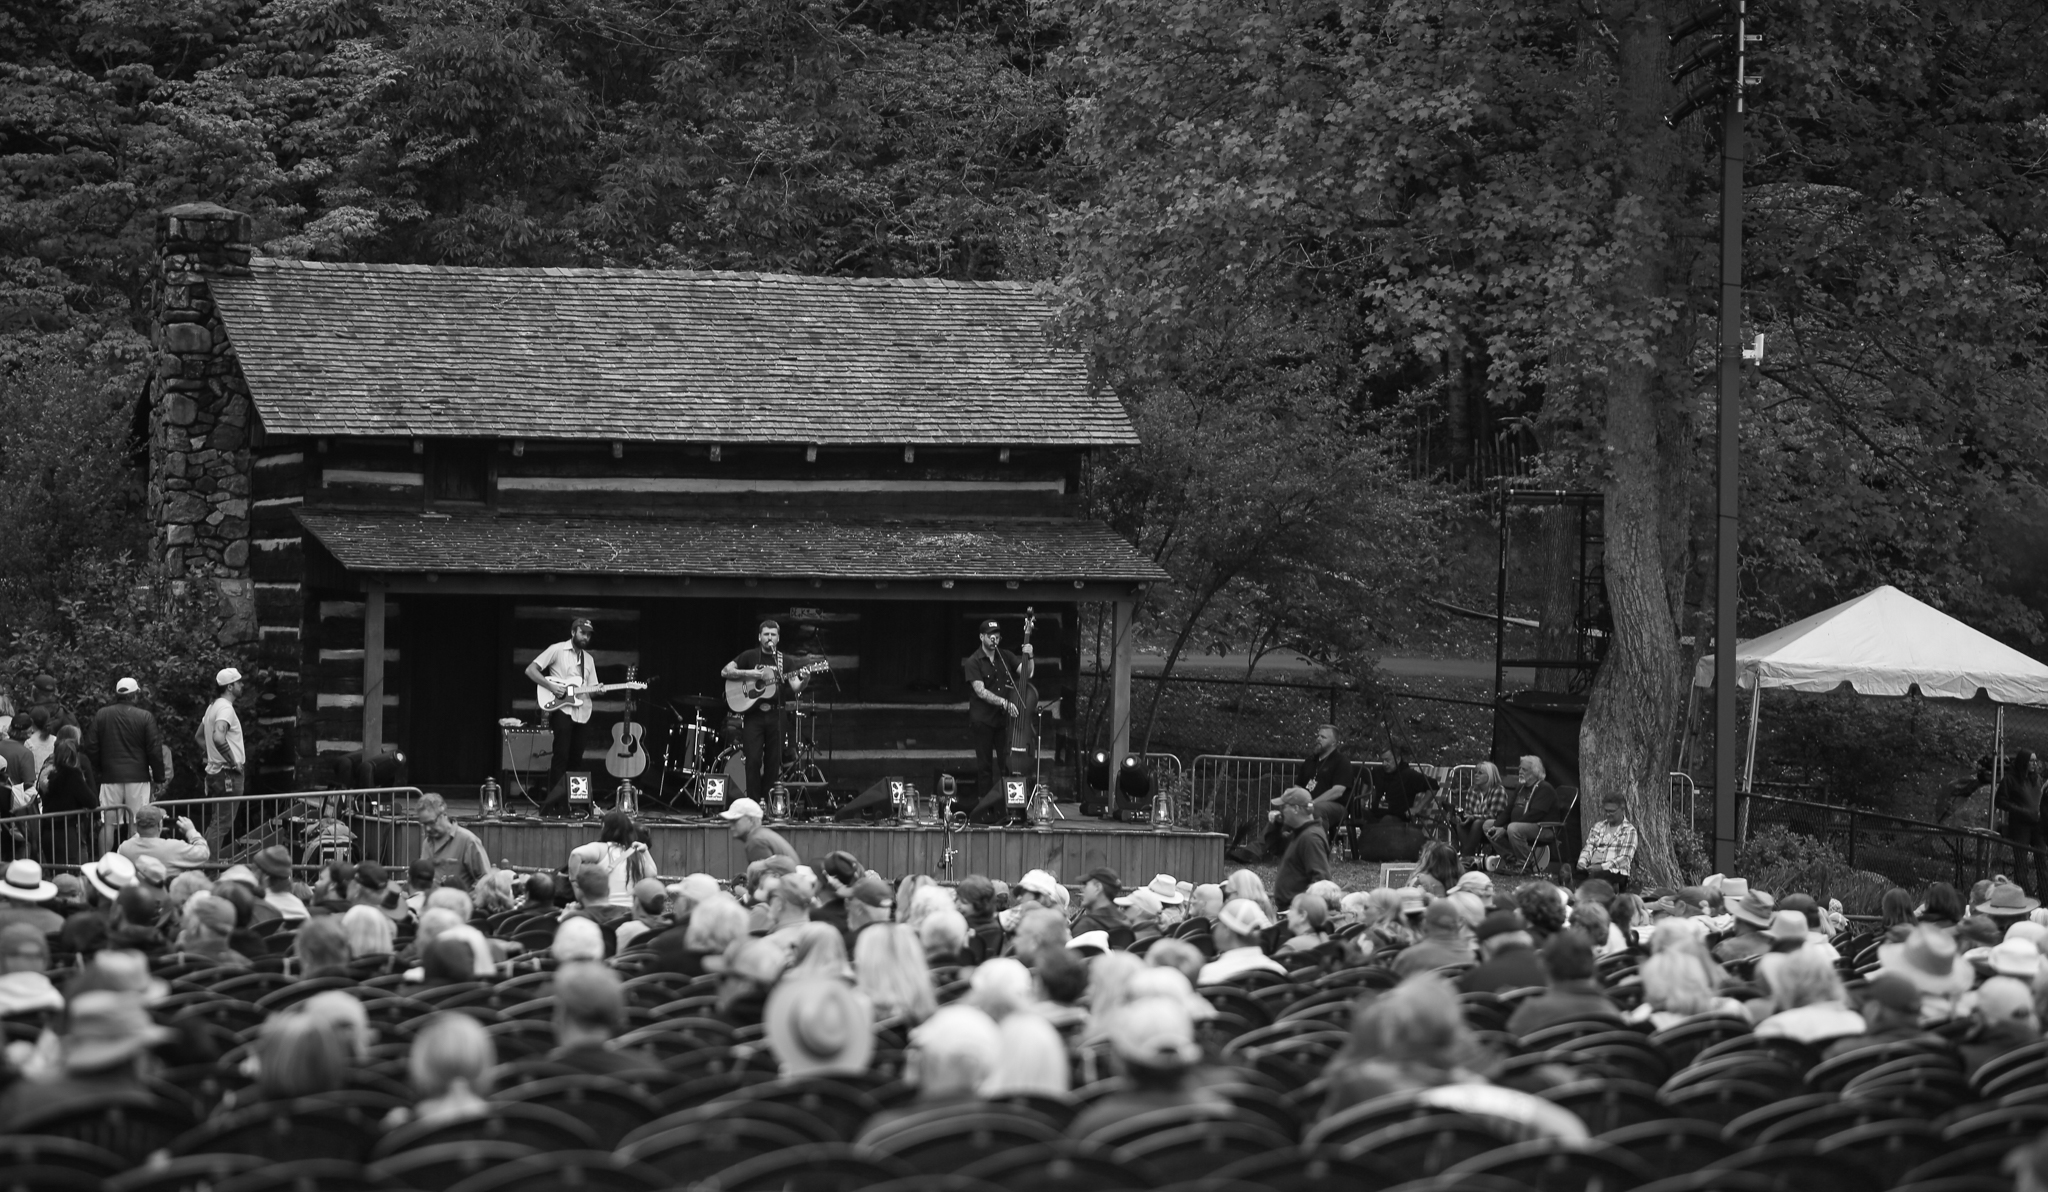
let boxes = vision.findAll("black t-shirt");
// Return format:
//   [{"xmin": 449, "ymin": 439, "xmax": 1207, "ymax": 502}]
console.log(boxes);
[
  {"xmin": 962, "ymin": 649, "xmax": 1023, "ymax": 727},
  {"xmin": 1297, "ymin": 749, "xmax": 1353, "ymax": 804},
  {"xmin": 1372, "ymin": 764, "xmax": 1438, "ymax": 819},
  {"xmin": 731, "ymin": 648, "xmax": 788, "ymax": 713}
]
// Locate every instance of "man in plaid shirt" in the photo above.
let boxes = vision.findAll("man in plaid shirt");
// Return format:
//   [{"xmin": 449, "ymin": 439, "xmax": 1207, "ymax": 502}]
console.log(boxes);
[{"xmin": 1577, "ymin": 793, "xmax": 1638, "ymax": 890}]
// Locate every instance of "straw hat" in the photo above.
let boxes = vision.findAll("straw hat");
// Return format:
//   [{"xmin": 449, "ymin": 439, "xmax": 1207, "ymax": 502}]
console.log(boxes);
[
  {"xmin": 0, "ymin": 859, "xmax": 57, "ymax": 903},
  {"xmin": 1984, "ymin": 939, "xmax": 2046, "ymax": 980},
  {"xmin": 60, "ymin": 991, "xmax": 172, "ymax": 1073},
  {"xmin": 1763, "ymin": 910, "xmax": 1811, "ymax": 946},
  {"xmin": 763, "ymin": 978, "xmax": 874, "ymax": 1078},
  {"xmin": 80, "ymin": 853, "xmax": 137, "ymax": 902},
  {"xmin": 1142, "ymin": 874, "xmax": 1186, "ymax": 905},
  {"xmin": 1727, "ymin": 888, "xmax": 1777, "ymax": 929},
  {"xmin": 1877, "ymin": 924, "xmax": 1974, "ymax": 994},
  {"xmin": 1068, "ymin": 930, "xmax": 1110, "ymax": 955},
  {"xmin": 1975, "ymin": 876, "xmax": 2041, "ymax": 918}
]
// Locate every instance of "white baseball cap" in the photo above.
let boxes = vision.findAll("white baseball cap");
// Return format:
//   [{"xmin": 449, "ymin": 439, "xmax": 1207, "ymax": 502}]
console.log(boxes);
[
  {"xmin": 216, "ymin": 667, "xmax": 244, "ymax": 686},
  {"xmin": 1218, "ymin": 898, "xmax": 1274, "ymax": 936},
  {"xmin": 1115, "ymin": 888, "xmax": 1165, "ymax": 917},
  {"xmin": 1016, "ymin": 869, "xmax": 1060, "ymax": 900},
  {"xmin": 719, "ymin": 797, "xmax": 764, "ymax": 821},
  {"xmin": 114, "ymin": 677, "xmax": 140, "ymax": 695}
]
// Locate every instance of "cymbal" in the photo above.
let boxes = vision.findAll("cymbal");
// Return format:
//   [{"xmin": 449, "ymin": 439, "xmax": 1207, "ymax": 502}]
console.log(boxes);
[{"xmin": 668, "ymin": 694, "xmax": 724, "ymax": 709}]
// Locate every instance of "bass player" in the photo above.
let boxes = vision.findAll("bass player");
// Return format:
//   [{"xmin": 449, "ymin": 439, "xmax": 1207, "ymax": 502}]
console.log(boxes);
[
  {"xmin": 721, "ymin": 620, "xmax": 812, "ymax": 807},
  {"xmin": 965, "ymin": 618, "xmax": 1033, "ymax": 823},
  {"xmin": 527, "ymin": 617, "xmax": 597, "ymax": 817}
]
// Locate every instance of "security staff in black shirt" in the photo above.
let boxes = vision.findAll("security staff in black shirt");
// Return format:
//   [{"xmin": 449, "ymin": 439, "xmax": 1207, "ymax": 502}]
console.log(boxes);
[{"xmin": 1297, "ymin": 724, "xmax": 1353, "ymax": 831}]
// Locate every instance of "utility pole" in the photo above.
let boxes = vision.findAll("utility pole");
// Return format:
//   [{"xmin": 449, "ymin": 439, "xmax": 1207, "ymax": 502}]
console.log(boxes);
[{"xmin": 1669, "ymin": 1, "xmax": 1758, "ymax": 873}]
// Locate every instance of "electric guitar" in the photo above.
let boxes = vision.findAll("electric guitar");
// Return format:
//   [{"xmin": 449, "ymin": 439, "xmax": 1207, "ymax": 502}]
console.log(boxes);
[
  {"xmin": 607, "ymin": 666, "xmax": 647, "ymax": 779},
  {"xmin": 536, "ymin": 678, "xmax": 649, "ymax": 723},
  {"xmin": 725, "ymin": 659, "xmax": 830, "ymax": 713}
]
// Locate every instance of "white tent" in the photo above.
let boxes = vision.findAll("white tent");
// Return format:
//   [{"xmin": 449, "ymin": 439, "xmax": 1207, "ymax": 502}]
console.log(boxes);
[{"xmin": 1691, "ymin": 584, "xmax": 2048, "ymax": 820}]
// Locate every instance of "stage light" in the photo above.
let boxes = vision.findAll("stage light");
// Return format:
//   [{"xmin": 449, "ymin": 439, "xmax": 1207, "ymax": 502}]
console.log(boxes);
[
  {"xmin": 1116, "ymin": 758, "xmax": 1153, "ymax": 803},
  {"xmin": 1086, "ymin": 751, "xmax": 1110, "ymax": 791}
]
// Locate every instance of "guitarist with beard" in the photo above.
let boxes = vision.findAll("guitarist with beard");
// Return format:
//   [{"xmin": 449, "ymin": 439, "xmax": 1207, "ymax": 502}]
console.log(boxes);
[
  {"xmin": 721, "ymin": 621, "xmax": 812, "ymax": 807},
  {"xmin": 528, "ymin": 617, "xmax": 598, "ymax": 817}
]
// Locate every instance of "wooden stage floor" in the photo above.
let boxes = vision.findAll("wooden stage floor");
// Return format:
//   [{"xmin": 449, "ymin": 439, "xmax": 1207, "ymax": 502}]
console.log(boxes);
[{"xmin": 435, "ymin": 803, "xmax": 1227, "ymax": 885}]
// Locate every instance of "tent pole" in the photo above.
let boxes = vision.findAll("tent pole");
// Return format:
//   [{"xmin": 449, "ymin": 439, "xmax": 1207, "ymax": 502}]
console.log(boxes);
[
  {"xmin": 1993, "ymin": 706, "xmax": 2006, "ymax": 836},
  {"xmin": 1738, "ymin": 680, "xmax": 1761, "ymax": 847}
]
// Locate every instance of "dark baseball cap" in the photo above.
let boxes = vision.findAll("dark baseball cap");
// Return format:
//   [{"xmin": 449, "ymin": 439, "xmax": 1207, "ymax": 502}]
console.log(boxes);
[
  {"xmin": 355, "ymin": 860, "xmax": 388, "ymax": 891},
  {"xmin": 1083, "ymin": 868, "xmax": 1122, "ymax": 896},
  {"xmin": 979, "ymin": 620, "xmax": 1001, "ymax": 634}
]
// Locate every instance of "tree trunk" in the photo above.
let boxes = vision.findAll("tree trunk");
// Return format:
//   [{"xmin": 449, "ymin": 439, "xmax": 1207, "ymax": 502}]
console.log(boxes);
[{"xmin": 1577, "ymin": 0, "xmax": 1699, "ymax": 891}]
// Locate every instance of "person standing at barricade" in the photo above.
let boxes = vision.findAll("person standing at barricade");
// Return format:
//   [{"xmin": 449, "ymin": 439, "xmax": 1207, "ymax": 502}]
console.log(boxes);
[
  {"xmin": 81, "ymin": 678, "xmax": 165, "ymax": 854},
  {"xmin": 196, "ymin": 668, "xmax": 247, "ymax": 854}
]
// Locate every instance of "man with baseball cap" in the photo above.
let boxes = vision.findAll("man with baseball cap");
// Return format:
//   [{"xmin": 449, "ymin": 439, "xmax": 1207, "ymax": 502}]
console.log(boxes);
[
  {"xmin": 962, "ymin": 617, "xmax": 1032, "ymax": 823},
  {"xmin": 1197, "ymin": 898, "xmax": 1287, "ymax": 985},
  {"xmin": 1269, "ymin": 788, "xmax": 1331, "ymax": 907},
  {"xmin": 81, "ymin": 677, "xmax": 164, "ymax": 852},
  {"xmin": 118, "ymin": 804, "xmax": 211, "ymax": 874},
  {"xmin": 721, "ymin": 797, "xmax": 797, "ymax": 865},
  {"xmin": 1115, "ymin": 886, "xmax": 1168, "ymax": 954},
  {"xmin": 201, "ymin": 667, "xmax": 247, "ymax": 801}
]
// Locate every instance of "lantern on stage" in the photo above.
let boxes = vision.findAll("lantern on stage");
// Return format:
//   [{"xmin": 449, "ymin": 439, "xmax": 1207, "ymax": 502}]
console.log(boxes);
[
  {"xmin": 616, "ymin": 779, "xmax": 639, "ymax": 814},
  {"xmin": 1028, "ymin": 783, "xmax": 1055, "ymax": 828},
  {"xmin": 478, "ymin": 776, "xmax": 502, "ymax": 818},
  {"xmin": 766, "ymin": 783, "xmax": 792, "ymax": 822},
  {"xmin": 891, "ymin": 780, "xmax": 913, "ymax": 824},
  {"xmin": 1151, "ymin": 786, "xmax": 1173, "ymax": 831}
]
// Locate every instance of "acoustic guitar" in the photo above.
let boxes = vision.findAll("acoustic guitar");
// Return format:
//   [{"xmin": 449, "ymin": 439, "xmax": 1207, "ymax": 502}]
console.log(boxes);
[
  {"xmin": 607, "ymin": 666, "xmax": 647, "ymax": 779},
  {"xmin": 725, "ymin": 659, "xmax": 831, "ymax": 713}
]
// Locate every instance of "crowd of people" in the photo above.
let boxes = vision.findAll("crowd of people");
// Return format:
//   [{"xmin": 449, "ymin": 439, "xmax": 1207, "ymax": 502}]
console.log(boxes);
[{"xmin": 3, "ymin": 795, "xmax": 2048, "ymax": 1189}]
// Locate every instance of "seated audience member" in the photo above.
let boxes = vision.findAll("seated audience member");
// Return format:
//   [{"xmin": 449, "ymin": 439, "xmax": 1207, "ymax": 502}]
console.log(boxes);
[
  {"xmin": 62, "ymin": 852, "xmax": 140, "ymax": 955},
  {"xmin": 652, "ymin": 894, "xmax": 748, "ymax": 976},
  {"xmin": 298, "ymin": 990, "xmax": 374, "ymax": 1063},
  {"xmin": 857, "ymin": 1004, "xmax": 1004, "ymax": 1139},
  {"xmin": 1504, "ymin": 929, "xmax": 1620, "ymax": 1038},
  {"xmin": 1459, "ymin": 910, "xmax": 1549, "ymax": 995},
  {"xmin": 1822, "ymin": 972, "xmax": 1935, "ymax": 1059},
  {"xmin": 1196, "ymin": 899, "xmax": 1285, "ymax": 985},
  {"xmin": 1774, "ymin": 894, "xmax": 1839, "ymax": 960},
  {"xmin": 1222, "ymin": 870, "xmax": 1278, "ymax": 924},
  {"xmin": 984, "ymin": 1011, "xmax": 1072, "ymax": 1097},
  {"xmin": 1118, "ymin": 888, "xmax": 1169, "ymax": 955},
  {"xmin": 405, "ymin": 860, "xmax": 438, "ymax": 917},
  {"xmin": 520, "ymin": 871, "xmax": 562, "ymax": 914},
  {"xmin": 172, "ymin": 895, "xmax": 249, "ymax": 965},
  {"xmin": 840, "ymin": 873, "xmax": 893, "ymax": 940},
  {"xmin": 0, "ymin": 989, "xmax": 174, "ymax": 1129},
  {"xmin": 1510, "ymin": 881, "xmax": 1569, "ymax": 947},
  {"xmin": 1628, "ymin": 950, "xmax": 1745, "ymax": 1030},
  {"xmin": 342, "ymin": 904, "xmax": 396, "ymax": 965},
  {"xmin": 1146, "ymin": 938, "xmax": 1205, "ymax": 985},
  {"xmin": 1034, "ymin": 948, "xmax": 1090, "ymax": 1029},
  {"xmin": 1069, "ymin": 995, "xmax": 1225, "ymax": 1137},
  {"xmin": 1008, "ymin": 907, "xmax": 1072, "ymax": 969},
  {"xmin": 1278, "ymin": 892, "xmax": 1332, "ymax": 955},
  {"xmin": 254, "ymin": 846, "xmax": 310, "ymax": 921},
  {"xmin": 1916, "ymin": 881, "xmax": 1965, "ymax": 930},
  {"xmin": 309, "ymin": 862, "xmax": 356, "ymax": 915},
  {"xmin": 1070, "ymin": 868, "xmax": 1132, "ymax": 944},
  {"xmin": 614, "ymin": 878, "xmax": 672, "ymax": 951},
  {"xmin": 1752, "ymin": 949, "xmax": 1865, "ymax": 1046},
  {"xmin": 547, "ymin": 962, "xmax": 661, "ymax": 1076},
  {"xmin": 951, "ymin": 875, "xmax": 1004, "ymax": 961},
  {"xmin": 785, "ymin": 922, "xmax": 853, "ymax": 982},
  {"xmin": 1878, "ymin": 888, "xmax": 1916, "ymax": 941},
  {"xmin": 1393, "ymin": 899, "xmax": 1477, "ymax": 976},
  {"xmin": 106, "ymin": 885, "xmax": 168, "ymax": 955},
  {"xmin": 766, "ymin": 977, "xmax": 875, "ymax": 1078},
  {"xmin": 1322, "ymin": 972, "xmax": 1586, "ymax": 1140},
  {"xmin": 1609, "ymin": 893, "xmax": 1648, "ymax": 948},
  {"xmin": 0, "ymin": 859, "xmax": 64, "ymax": 936},
  {"xmin": 762, "ymin": 869, "xmax": 819, "ymax": 941},
  {"xmin": 963, "ymin": 957, "xmax": 1036, "ymax": 1021},
  {"xmin": 1176, "ymin": 884, "xmax": 1224, "ymax": 938},
  {"xmin": 566, "ymin": 868, "xmax": 630, "ymax": 934},
  {"xmin": 1875, "ymin": 923, "xmax": 1974, "ymax": 1024},
  {"xmin": 1713, "ymin": 888, "xmax": 1778, "ymax": 964},
  {"xmin": 118, "ymin": 804, "xmax": 211, "ymax": 873},
  {"xmin": 551, "ymin": 915, "xmax": 607, "ymax": 965},
  {"xmin": 857, "ymin": 923, "xmax": 938, "ymax": 1023},
  {"xmin": 293, "ymin": 915, "xmax": 352, "ymax": 979},
  {"xmin": 472, "ymin": 870, "xmax": 517, "ymax": 918},
  {"xmin": 388, "ymin": 1012, "xmax": 495, "ymax": 1128},
  {"xmin": 0, "ymin": 923, "xmax": 63, "ymax": 1017},
  {"xmin": 1575, "ymin": 794, "xmax": 1637, "ymax": 890},
  {"xmin": 417, "ymin": 934, "xmax": 485, "ymax": 987},
  {"xmin": 1960, "ymin": 976, "xmax": 2042, "ymax": 1077},
  {"xmin": 716, "ymin": 938, "xmax": 789, "ymax": 1027},
  {"xmin": 350, "ymin": 861, "xmax": 408, "ymax": 924},
  {"xmin": 1571, "ymin": 900, "xmax": 1623, "ymax": 958},
  {"xmin": 251, "ymin": 1012, "xmax": 350, "ymax": 1100},
  {"xmin": 918, "ymin": 909, "xmax": 973, "ymax": 967}
]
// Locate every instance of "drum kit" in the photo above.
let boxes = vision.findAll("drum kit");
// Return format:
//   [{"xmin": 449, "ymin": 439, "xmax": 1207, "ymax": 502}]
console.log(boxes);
[{"xmin": 650, "ymin": 691, "xmax": 833, "ymax": 821}]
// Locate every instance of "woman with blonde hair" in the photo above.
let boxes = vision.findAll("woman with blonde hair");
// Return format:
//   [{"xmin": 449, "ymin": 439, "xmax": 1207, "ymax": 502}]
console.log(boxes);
[
  {"xmin": 1363, "ymin": 887, "xmax": 1416, "ymax": 952},
  {"xmin": 855, "ymin": 924, "xmax": 937, "ymax": 1023},
  {"xmin": 1628, "ymin": 951, "xmax": 1746, "ymax": 1030},
  {"xmin": 1752, "ymin": 950, "xmax": 1865, "ymax": 1045},
  {"xmin": 1223, "ymin": 870, "xmax": 1277, "ymax": 923},
  {"xmin": 1280, "ymin": 893, "xmax": 1333, "ymax": 954},
  {"xmin": 387, "ymin": 1012, "xmax": 496, "ymax": 1128},
  {"xmin": 341, "ymin": 905, "xmax": 395, "ymax": 964},
  {"xmin": 1649, "ymin": 920, "xmax": 1732, "ymax": 988},
  {"xmin": 982, "ymin": 1011, "xmax": 1071, "ymax": 1096},
  {"xmin": 1454, "ymin": 762, "xmax": 1509, "ymax": 859},
  {"xmin": 1081, "ymin": 952, "xmax": 1147, "ymax": 1043},
  {"xmin": 471, "ymin": 870, "xmax": 517, "ymax": 917},
  {"xmin": 895, "ymin": 874, "xmax": 937, "ymax": 925}
]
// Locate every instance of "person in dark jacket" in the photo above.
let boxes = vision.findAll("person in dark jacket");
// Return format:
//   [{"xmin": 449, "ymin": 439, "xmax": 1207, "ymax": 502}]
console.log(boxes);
[
  {"xmin": 1069, "ymin": 868, "xmax": 1133, "ymax": 948},
  {"xmin": 81, "ymin": 678, "xmax": 165, "ymax": 853},
  {"xmin": 954, "ymin": 874, "xmax": 1005, "ymax": 962},
  {"xmin": 1504, "ymin": 929, "xmax": 1619, "ymax": 1038},
  {"xmin": 1459, "ymin": 910, "xmax": 1550, "ymax": 994},
  {"xmin": 1486, "ymin": 756, "xmax": 1560, "ymax": 871},
  {"xmin": 1270, "ymin": 789, "xmax": 1332, "ymax": 908}
]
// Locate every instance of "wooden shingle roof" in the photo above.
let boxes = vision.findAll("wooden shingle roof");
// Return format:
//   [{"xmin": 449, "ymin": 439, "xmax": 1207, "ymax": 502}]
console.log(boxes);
[
  {"xmin": 211, "ymin": 259, "xmax": 1133, "ymax": 446},
  {"xmin": 296, "ymin": 511, "xmax": 1168, "ymax": 583}
]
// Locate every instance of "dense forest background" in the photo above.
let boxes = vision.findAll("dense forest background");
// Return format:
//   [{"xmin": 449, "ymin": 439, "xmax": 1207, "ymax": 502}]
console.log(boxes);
[{"xmin": 3, "ymin": 0, "xmax": 2046, "ymax": 871}]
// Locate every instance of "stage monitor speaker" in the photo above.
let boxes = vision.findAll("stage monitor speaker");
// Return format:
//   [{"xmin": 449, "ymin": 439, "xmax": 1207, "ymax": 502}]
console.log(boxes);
[
  {"xmin": 835, "ymin": 775, "xmax": 903, "ymax": 821},
  {"xmin": 501, "ymin": 727, "xmax": 553, "ymax": 772}
]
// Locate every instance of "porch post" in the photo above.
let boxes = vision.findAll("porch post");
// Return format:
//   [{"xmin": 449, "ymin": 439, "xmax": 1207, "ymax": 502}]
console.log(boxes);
[
  {"xmin": 1110, "ymin": 597, "xmax": 1134, "ymax": 770},
  {"xmin": 363, "ymin": 585, "xmax": 386, "ymax": 756}
]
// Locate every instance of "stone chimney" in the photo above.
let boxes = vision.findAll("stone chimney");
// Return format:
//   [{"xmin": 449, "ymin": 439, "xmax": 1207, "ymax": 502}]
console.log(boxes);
[{"xmin": 153, "ymin": 202, "xmax": 258, "ymax": 645}]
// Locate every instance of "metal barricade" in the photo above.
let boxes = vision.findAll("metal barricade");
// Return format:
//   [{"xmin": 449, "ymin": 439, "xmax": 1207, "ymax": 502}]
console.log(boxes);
[
  {"xmin": 1670, "ymin": 771, "xmax": 1698, "ymax": 829},
  {"xmin": 1190, "ymin": 754, "xmax": 1300, "ymax": 833},
  {"xmin": 2, "ymin": 805, "xmax": 119, "ymax": 872},
  {"xmin": 150, "ymin": 786, "xmax": 425, "ymax": 880}
]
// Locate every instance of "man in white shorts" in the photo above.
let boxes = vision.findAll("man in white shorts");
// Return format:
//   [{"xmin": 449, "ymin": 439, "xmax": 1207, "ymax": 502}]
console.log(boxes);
[{"xmin": 81, "ymin": 677, "xmax": 164, "ymax": 852}]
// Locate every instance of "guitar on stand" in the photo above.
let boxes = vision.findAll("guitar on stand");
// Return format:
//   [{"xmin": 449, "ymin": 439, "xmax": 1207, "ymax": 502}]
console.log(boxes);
[{"xmin": 607, "ymin": 666, "xmax": 646, "ymax": 812}]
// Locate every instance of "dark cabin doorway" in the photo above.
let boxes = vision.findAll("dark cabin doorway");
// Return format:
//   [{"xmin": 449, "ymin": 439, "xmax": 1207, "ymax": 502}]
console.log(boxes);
[{"xmin": 405, "ymin": 595, "xmax": 501, "ymax": 789}]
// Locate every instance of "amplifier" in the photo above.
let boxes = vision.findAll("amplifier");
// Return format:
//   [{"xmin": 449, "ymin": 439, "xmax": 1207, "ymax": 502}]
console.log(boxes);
[{"xmin": 501, "ymin": 727, "xmax": 553, "ymax": 772}]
